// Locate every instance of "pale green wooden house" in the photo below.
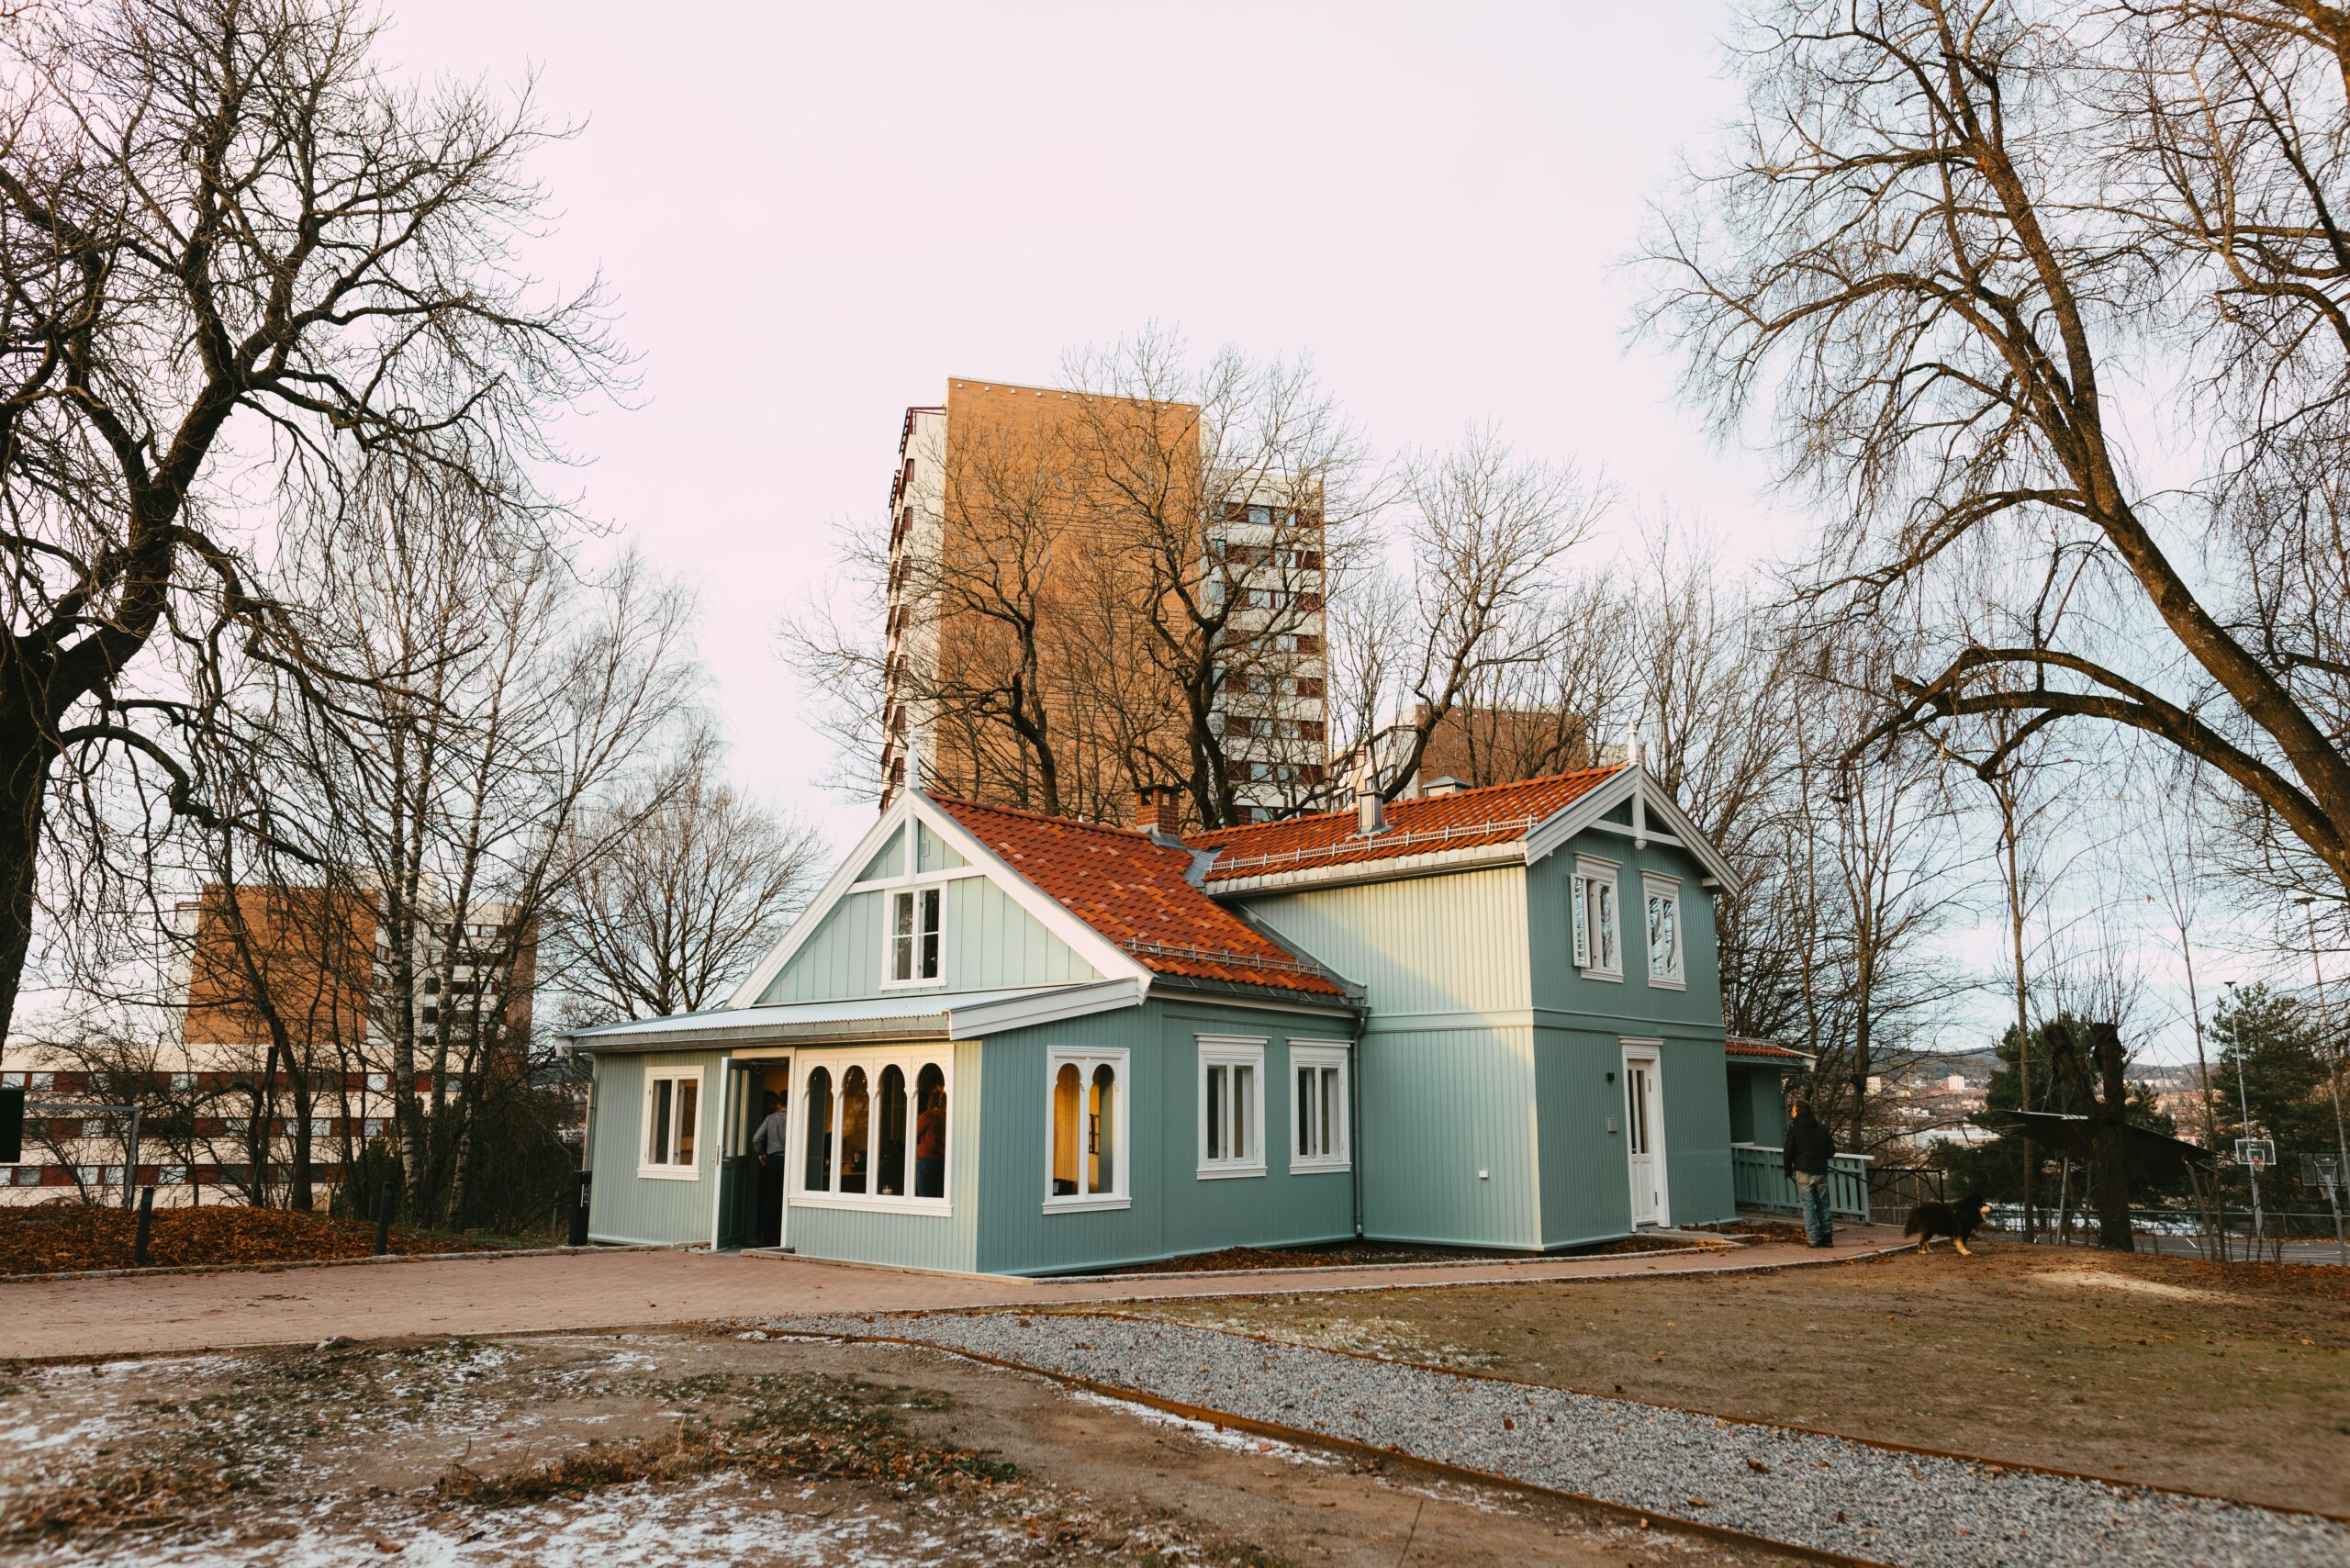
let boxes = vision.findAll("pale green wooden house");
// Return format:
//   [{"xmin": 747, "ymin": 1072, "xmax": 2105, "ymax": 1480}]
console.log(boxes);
[{"xmin": 566, "ymin": 763, "xmax": 1748, "ymax": 1273}]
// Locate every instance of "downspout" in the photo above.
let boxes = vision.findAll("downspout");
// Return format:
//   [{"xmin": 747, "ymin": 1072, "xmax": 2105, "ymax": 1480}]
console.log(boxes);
[{"xmin": 1350, "ymin": 1032, "xmax": 1365, "ymax": 1240}]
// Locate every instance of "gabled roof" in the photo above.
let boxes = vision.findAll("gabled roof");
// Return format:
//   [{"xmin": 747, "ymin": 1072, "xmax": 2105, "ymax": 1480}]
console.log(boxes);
[
  {"xmin": 1192, "ymin": 767, "xmax": 1626, "ymax": 883},
  {"xmin": 930, "ymin": 795, "xmax": 1349, "ymax": 1000}
]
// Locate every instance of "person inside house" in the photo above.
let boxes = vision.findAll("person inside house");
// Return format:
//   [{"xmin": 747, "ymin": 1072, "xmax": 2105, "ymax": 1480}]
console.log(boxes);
[
  {"xmin": 914, "ymin": 1085, "xmax": 946, "ymax": 1198},
  {"xmin": 752, "ymin": 1090, "xmax": 789, "ymax": 1245},
  {"xmin": 1783, "ymin": 1099, "xmax": 1839, "ymax": 1247}
]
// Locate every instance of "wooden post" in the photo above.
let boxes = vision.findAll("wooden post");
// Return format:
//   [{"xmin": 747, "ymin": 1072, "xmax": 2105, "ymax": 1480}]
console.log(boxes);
[
  {"xmin": 374, "ymin": 1184, "xmax": 394, "ymax": 1257},
  {"xmin": 132, "ymin": 1184, "xmax": 155, "ymax": 1267}
]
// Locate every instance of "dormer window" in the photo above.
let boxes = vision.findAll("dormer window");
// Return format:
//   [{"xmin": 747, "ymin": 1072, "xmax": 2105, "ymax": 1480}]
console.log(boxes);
[
  {"xmin": 1571, "ymin": 856, "xmax": 1622, "ymax": 980},
  {"xmin": 888, "ymin": 886, "xmax": 942, "ymax": 984}
]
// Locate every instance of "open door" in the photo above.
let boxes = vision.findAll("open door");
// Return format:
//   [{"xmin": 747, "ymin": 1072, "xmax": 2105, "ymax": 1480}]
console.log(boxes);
[
  {"xmin": 1622, "ymin": 1042, "xmax": 1670, "ymax": 1226},
  {"xmin": 714, "ymin": 1060, "xmax": 756, "ymax": 1249}
]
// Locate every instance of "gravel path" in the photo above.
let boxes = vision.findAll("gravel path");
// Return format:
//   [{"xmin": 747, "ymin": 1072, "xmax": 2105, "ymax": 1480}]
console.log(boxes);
[{"xmin": 769, "ymin": 1311, "xmax": 2349, "ymax": 1568}]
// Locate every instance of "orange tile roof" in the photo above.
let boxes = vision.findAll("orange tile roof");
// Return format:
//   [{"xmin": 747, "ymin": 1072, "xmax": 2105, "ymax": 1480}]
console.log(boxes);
[
  {"xmin": 1191, "ymin": 766, "xmax": 1626, "ymax": 881},
  {"xmin": 929, "ymin": 796, "xmax": 1348, "ymax": 1000},
  {"xmin": 1727, "ymin": 1037, "xmax": 1812, "ymax": 1063}
]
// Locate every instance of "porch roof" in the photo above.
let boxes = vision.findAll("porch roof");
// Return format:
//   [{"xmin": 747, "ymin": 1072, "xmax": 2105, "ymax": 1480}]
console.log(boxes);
[{"xmin": 559, "ymin": 980, "xmax": 1142, "ymax": 1053}]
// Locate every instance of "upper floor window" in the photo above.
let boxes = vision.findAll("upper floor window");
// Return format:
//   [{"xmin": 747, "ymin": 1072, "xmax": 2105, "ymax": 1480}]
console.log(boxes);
[
  {"xmin": 1572, "ymin": 857, "xmax": 1622, "ymax": 980},
  {"xmin": 888, "ymin": 886, "xmax": 942, "ymax": 984},
  {"xmin": 1198, "ymin": 1036, "xmax": 1267, "ymax": 1178},
  {"xmin": 1644, "ymin": 872, "xmax": 1684, "ymax": 989}
]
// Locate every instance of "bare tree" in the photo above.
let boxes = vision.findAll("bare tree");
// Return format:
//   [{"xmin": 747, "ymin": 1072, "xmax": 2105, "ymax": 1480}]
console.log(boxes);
[
  {"xmin": 0, "ymin": 0, "xmax": 621, "ymax": 1043},
  {"xmin": 1644, "ymin": 0, "xmax": 2350, "ymax": 911},
  {"xmin": 549, "ymin": 760, "xmax": 825, "ymax": 1023}
]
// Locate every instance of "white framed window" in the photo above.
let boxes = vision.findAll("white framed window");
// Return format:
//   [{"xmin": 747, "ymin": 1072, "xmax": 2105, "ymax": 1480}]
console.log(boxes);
[
  {"xmin": 639, "ymin": 1067, "xmax": 703, "ymax": 1179},
  {"xmin": 794, "ymin": 1050, "xmax": 953, "ymax": 1211},
  {"xmin": 1197, "ymin": 1035, "xmax": 1267, "ymax": 1178},
  {"xmin": 885, "ymin": 885, "xmax": 944, "ymax": 985},
  {"xmin": 1046, "ymin": 1048, "xmax": 1129, "ymax": 1212},
  {"xmin": 1290, "ymin": 1040, "xmax": 1352, "ymax": 1170},
  {"xmin": 1643, "ymin": 871, "xmax": 1684, "ymax": 989},
  {"xmin": 1570, "ymin": 856, "xmax": 1622, "ymax": 980}
]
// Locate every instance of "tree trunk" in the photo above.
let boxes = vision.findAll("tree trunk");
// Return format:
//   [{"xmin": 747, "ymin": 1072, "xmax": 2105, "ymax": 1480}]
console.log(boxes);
[
  {"xmin": 0, "ymin": 722, "xmax": 56, "ymax": 1048},
  {"xmin": 2089, "ymin": 1021, "xmax": 2137, "ymax": 1251}
]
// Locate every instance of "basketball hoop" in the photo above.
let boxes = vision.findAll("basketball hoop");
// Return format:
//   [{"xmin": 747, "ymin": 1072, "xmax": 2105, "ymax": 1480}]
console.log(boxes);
[{"xmin": 2234, "ymin": 1137, "xmax": 2277, "ymax": 1170}]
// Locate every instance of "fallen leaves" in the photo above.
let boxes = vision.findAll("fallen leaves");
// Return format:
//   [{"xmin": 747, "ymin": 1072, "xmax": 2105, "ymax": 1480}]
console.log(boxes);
[{"xmin": 0, "ymin": 1201, "xmax": 522, "ymax": 1276}]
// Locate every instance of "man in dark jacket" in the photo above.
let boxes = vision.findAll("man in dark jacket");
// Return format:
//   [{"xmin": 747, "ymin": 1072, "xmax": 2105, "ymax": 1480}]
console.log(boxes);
[{"xmin": 1783, "ymin": 1101, "xmax": 1839, "ymax": 1247}]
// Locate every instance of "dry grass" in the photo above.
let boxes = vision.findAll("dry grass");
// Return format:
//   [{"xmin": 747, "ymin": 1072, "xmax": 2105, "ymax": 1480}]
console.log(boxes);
[
  {"xmin": 1102, "ymin": 1242, "xmax": 2350, "ymax": 1514},
  {"xmin": 0, "ymin": 1201, "xmax": 536, "ymax": 1275}
]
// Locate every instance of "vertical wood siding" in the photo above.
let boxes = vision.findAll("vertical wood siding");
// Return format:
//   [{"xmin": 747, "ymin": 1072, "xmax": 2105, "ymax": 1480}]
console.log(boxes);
[
  {"xmin": 975, "ymin": 1002, "xmax": 1356, "ymax": 1275},
  {"xmin": 1241, "ymin": 868, "xmax": 1530, "ymax": 1017},
  {"xmin": 586, "ymin": 1049, "xmax": 722, "ymax": 1245},
  {"xmin": 1356, "ymin": 1024, "xmax": 1543, "ymax": 1249}
]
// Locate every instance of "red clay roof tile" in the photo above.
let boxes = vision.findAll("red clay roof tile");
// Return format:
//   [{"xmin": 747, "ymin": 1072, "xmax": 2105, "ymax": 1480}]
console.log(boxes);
[
  {"xmin": 1191, "ymin": 766, "xmax": 1625, "ymax": 881},
  {"xmin": 928, "ymin": 795, "xmax": 1348, "ymax": 1000},
  {"xmin": 1726, "ymin": 1037, "xmax": 1811, "ymax": 1062}
]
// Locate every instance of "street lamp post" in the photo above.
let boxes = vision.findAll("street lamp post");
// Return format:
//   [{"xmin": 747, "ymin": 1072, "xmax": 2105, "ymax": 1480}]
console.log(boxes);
[{"xmin": 2297, "ymin": 897, "xmax": 2350, "ymax": 1269}]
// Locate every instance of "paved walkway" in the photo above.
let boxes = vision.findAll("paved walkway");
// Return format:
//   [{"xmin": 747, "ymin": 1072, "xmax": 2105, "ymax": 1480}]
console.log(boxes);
[{"xmin": 0, "ymin": 1228, "xmax": 1906, "ymax": 1361}]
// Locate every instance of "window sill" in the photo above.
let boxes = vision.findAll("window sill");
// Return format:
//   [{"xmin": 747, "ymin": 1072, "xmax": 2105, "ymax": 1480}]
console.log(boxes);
[
  {"xmin": 878, "ymin": 977, "xmax": 947, "ymax": 991},
  {"xmin": 636, "ymin": 1164, "xmax": 701, "ymax": 1182},
  {"xmin": 791, "ymin": 1194, "xmax": 952, "ymax": 1216},
  {"xmin": 1195, "ymin": 1162, "xmax": 1268, "ymax": 1181},
  {"xmin": 1289, "ymin": 1158, "xmax": 1352, "ymax": 1174},
  {"xmin": 1043, "ymin": 1195, "xmax": 1131, "ymax": 1215},
  {"xmin": 1579, "ymin": 969, "xmax": 1625, "ymax": 984},
  {"xmin": 1648, "ymin": 976, "xmax": 1687, "ymax": 991}
]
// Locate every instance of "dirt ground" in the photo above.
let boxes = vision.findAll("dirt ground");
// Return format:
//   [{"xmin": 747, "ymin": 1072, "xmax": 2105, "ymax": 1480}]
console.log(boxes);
[
  {"xmin": 0, "ymin": 1331, "xmax": 1809, "ymax": 1566},
  {"xmin": 1087, "ymin": 1240, "xmax": 2350, "ymax": 1516}
]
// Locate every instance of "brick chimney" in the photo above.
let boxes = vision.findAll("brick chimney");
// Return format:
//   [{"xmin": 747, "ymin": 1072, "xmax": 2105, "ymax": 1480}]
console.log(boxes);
[{"xmin": 1135, "ymin": 783, "xmax": 1183, "ymax": 837}]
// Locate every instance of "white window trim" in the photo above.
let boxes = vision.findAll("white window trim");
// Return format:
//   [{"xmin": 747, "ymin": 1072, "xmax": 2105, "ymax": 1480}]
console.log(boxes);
[
  {"xmin": 1573, "ymin": 854, "xmax": 1624, "ymax": 982},
  {"xmin": 638, "ymin": 1066, "xmax": 704, "ymax": 1181},
  {"xmin": 879, "ymin": 882, "xmax": 948, "ymax": 990},
  {"xmin": 789, "ymin": 1048, "xmax": 954, "ymax": 1213},
  {"xmin": 1197, "ymin": 1034, "xmax": 1269, "ymax": 1179},
  {"xmin": 1045, "ymin": 1047, "xmax": 1131, "ymax": 1212},
  {"xmin": 1288, "ymin": 1038, "xmax": 1353, "ymax": 1172},
  {"xmin": 1642, "ymin": 870, "xmax": 1686, "ymax": 991}
]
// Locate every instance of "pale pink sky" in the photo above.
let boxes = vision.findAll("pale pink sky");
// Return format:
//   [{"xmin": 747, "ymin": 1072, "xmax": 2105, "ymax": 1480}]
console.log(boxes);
[{"xmin": 384, "ymin": 1, "xmax": 1793, "ymax": 851}]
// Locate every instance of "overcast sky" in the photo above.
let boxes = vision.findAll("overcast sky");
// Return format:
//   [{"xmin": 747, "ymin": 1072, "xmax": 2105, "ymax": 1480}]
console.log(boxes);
[{"xmin": 381, "ymin": 1, "xmax": 1801, "ymax": 840}]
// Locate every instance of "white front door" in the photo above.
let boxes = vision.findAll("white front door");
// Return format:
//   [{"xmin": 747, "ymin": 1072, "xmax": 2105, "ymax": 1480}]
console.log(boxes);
[{"xmin": 1622, "ymin": 1044, "xmax": 1669, "ymax": 1226}]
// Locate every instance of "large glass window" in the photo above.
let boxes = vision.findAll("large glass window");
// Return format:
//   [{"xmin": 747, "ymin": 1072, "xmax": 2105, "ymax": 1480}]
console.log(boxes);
[
  {"xmin": 640, "ymin": 1069, "xmax": 701, "ymax": 1179},
  {"xmin": 1046, "ymin": 1049, "xmax": 1128, "ymax": 1208},
  {"xmin": 875, "ymin": 1064, "xmax": 908, "ymax": 1195},
  {"xmin": 1291, "ymin": 1042, "xmax": 1351, "ymax": 1170},
  {"xmin": 838, "ymin": 1067, "xmax": 871, "ymax": 1193},
  {"xmin": 801, "ymin": 1067, "xmax": 833, "ymax": 1192},
  {"xmin": 889, "ymin": 887, "xmax": 943, "ymax": 983},
  {"xmin": 1198, "ymin": 1036, "xmax": 1267, "ymax": 1178},
  {"xmin": 914, "ymin": 1063, "xmax": 947, "ymax": 1199},
  {"xmin": 794, "ymin": 1053, "xmax": 951, "ymax": 1209}
]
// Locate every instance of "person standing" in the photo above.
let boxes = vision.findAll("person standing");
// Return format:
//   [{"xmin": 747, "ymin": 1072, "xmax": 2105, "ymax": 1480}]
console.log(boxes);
[
  {"xmin": 1783, "ymin": 1100, "xmax": 1839, "ymax": 1248},
  {"xmin": 752, "ymin": 1090, "xmax": 790, "ymax": 1245}
]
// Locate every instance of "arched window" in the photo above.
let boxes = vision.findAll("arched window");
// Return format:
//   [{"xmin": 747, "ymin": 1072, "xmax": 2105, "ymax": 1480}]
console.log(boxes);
[
  {"xmin": 839, "ymin": 1067, "xmax": 870, "ymax": 1193},
  {"xmin": 1050, "ymin": 1062, "xmax": 1081, "ymax": 1196},
  {"xmin": 1090, "ymin": 1063, "xmax": 1117, "ymax": 1196},
  {"xmin": 802, "ymin": 1067, "xmax": 833, "ymax": 1192},
  {"xmin": 875, "ymin": 1064, "xmax": 908, "ymax": 1196},
  {"xmin": 914, "ymin": 1062, "xmax": 947, "ymax": 1200}
]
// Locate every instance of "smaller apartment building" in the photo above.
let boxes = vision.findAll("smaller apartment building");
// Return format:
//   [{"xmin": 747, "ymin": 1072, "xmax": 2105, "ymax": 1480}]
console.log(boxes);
[{"xmin": 1, "ymin": 886, "xmax": 534, "ymax": 1208}]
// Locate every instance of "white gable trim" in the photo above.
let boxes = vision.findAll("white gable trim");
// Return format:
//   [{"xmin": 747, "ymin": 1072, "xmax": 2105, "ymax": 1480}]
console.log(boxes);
[
  {"xmin": 908, "ymin": 793, "xmax": 1153, "ymax": 987},
  {"xmin": 1524, "ymin": 767, "xmax": 1741, "ymax": 895},
  {"xmin": 725, "ymin": 791, "xmax": 1152, "ymax": 1012}
]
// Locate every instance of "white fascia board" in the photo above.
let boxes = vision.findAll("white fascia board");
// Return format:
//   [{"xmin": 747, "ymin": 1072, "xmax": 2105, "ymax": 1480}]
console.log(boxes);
[
  {"xmin": 904, "ymin": 793, "xmax": 1155, "ymax": 989},
  {"xmin": 948, "ymin": 977, "xmax": 1145, "ymax": 1038},
  {"xmin": 1523, "ymin": 767, "xmax": 1742, "ymax": 896},
  {"xmin": 724, "ymin": 800, "xmax": 914, "ymax": 1010}
]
